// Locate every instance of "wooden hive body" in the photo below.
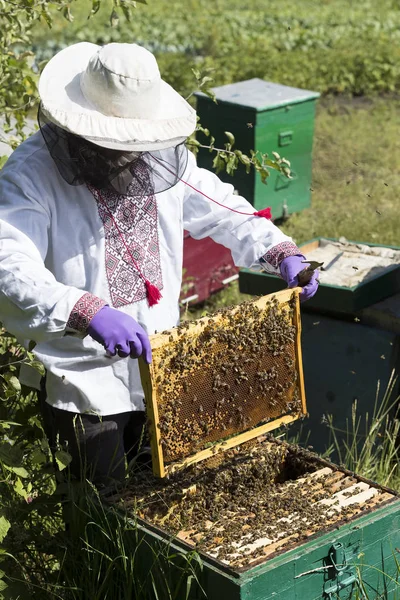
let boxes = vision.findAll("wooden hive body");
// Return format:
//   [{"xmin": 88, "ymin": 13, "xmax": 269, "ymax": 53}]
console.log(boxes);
[
  {"xmin": 116, "ymin": 290, "xmax": 400, "ymax": 598},
  {"xmin": 114, "ymin": 439, "xmax": 400, "ymax": 599}
]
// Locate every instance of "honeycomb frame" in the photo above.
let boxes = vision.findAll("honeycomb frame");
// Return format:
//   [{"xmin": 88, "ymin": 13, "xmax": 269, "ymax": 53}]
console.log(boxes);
[{"xmin": 139, "ymin": 288, "xmax": 306, "ymax": 478}]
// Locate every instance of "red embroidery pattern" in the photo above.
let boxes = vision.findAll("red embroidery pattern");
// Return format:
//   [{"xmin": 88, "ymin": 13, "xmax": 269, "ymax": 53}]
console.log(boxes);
[
  {"xmin": 89, "ymin": 177, "xmax": 163, "ymax": 308},
  {"xmin": 261, "ymin": 241, "xmax": 299, "ymax": 269},
  {"xmin": 67, "ymin": 292, "xmax": 106, "ymax": 333}
]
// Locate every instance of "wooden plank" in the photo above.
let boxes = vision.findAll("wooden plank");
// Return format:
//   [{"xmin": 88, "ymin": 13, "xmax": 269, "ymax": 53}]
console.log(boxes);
[
  {"xmin": 297, "ymin": 239, "xmax": 320, "ymax": 254},
  {"xmin": 138, "ymin": 357, "xmax": 165, "ymax": 478},
  {"xmin": 148, "ymin": 287, "xmax": 300, "ymax": 350},
  {"xmin": 164, "ymin": 414, "xmax": 300, "ymax": 476},
  {"xmin": 291, "ymin": 288, "xmax": 307, "ymax": 415}
]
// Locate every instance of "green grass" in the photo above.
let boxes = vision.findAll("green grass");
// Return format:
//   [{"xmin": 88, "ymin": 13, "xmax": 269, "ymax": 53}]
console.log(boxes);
[{"xmin": 281, "ymin": 96, "xmax": 400, "ymax": 247}]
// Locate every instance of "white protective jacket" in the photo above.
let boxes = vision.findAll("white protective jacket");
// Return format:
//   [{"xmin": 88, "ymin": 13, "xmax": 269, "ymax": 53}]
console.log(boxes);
[{"xmin": 0, "ymin": 132, "xmax": 299, "ymax": 415}]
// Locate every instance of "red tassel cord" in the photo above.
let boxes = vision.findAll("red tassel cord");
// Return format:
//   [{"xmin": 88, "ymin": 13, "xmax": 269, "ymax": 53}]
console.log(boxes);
[
  {"xmin": 253, "ymin": 207, "xmax": 272, "ymax": 220},
  {"xmin": 97, "ymin": 192, "xmax": 163, "ymax": 308},
  {"xmin": 145, "ymin": 279, "xmax": 162, "ymax": 307}
]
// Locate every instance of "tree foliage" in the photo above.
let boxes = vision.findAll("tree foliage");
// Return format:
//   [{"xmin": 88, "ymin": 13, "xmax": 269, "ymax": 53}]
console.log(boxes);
[{"xmin": 0, "ymin": 0, "xmax": 142, "ymax": 149}]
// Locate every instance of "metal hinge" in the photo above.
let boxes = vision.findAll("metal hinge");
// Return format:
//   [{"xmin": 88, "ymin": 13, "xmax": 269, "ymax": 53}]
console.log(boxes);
[{"xmin": 323, "ymin": 542, "xmax": 357, "ymax": 599}]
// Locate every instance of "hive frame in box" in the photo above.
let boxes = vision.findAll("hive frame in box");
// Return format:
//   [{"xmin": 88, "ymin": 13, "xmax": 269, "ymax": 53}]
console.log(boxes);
[{"xmin": 139, "ymin": 288, "xmax": 306, "ymax": 478}]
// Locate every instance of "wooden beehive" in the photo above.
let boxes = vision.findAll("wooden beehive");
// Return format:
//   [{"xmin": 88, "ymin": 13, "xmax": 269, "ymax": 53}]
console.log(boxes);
[
  {"xmin": 109, "ymin": 290, "xmax": 400, "ymax": 599},
  {"xmin": 139, "ymin": 289, "xmax": 306, "ymax": 477},
  {"xmin": 113, "ymin": 438, "xmax": 400, "ymax": 599}
]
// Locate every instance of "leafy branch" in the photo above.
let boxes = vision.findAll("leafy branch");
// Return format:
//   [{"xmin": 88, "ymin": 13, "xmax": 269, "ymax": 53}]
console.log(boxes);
[
  {"xmin": 186, "ymin": 67, "xmax": 217, "ymax": 103},
  {"xmin": 187, "ymin": 126, "xmax": 292, "ymax": 184}
]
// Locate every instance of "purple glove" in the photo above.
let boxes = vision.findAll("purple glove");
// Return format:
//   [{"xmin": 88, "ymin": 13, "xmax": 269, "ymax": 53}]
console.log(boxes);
[
  {"xmin": 280, "ymin": 254, "xmax": 319, "ymax": 302},
  {"xmin": 87, "ymin": 306, "xmax": 152, "ymax": 363}
]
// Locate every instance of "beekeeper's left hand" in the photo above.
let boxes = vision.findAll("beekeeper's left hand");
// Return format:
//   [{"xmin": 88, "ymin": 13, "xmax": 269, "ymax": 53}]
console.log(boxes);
[{"xmin": 280, "ymin": 255, "xmax": 319, "ymax": 302}]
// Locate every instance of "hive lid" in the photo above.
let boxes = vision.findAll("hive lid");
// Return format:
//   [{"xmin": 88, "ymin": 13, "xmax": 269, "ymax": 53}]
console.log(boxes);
[
  {"xmin": 195, "ymin": 78, "xmax": 320, "ymax": 111},
  {"xmin": 139, "ymin": 288, "xmax": 306, "ymax": 477}
]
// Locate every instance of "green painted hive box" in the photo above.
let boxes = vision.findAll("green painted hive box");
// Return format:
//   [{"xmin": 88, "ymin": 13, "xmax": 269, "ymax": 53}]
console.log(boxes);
[
  {"xmin": 239, "ymin": 238, "xmax": 400, "ymax": 314},
  {"xmin": 195, "ymin": 78, "xmax": 319, "ymax": 219},
  {"xmin": 114, "ymin": 438, "xmax": 400, "ymax": 600},
  {"xmin": 109, "ymin": 293, "xmax": 400, "ymax": 599}
]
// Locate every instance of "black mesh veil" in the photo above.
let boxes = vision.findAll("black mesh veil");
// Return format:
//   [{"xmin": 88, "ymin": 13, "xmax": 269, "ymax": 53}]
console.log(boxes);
[{"xmin": 38, "ymin": 105, "xmax": 189, "ymax": 196}]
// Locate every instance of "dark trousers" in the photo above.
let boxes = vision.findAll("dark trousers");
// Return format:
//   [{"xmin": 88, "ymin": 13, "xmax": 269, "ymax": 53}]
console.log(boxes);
[{"xmin": 40, "ymin": 390, "xmax": 147, "ymax": 487}]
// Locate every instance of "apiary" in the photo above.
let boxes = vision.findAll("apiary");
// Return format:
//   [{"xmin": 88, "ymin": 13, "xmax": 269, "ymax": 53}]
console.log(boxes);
[{"xmin": 113, "ymin": 290, "xmax": 400, "ymax": 599}]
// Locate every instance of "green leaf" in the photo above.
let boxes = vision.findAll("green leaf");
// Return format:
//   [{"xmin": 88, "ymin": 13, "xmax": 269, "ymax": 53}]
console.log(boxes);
[
  {"xmin": 0, "ymin": 516, "xmax": 10, "ymax": 543},
  {"xmin": 31, "ymin": 449, "xmax": 47, "ymax": 465},
  {"xmin": 224, "ymin": 131, "xmax": 235, "ymax": 146},
  {"xmin": 0, "ymin": 578, "xmax": 8, "ymax": 591},
  {"xmin": 28, "ymin": 340, "xmax": 36, "ymax": 351},
  {"xmin": 110, "ymin": 9, "xmax": 119, "ymax": 26},
  {"xmin": 121, "ymin": 4, "xmax": 132, "ymax": 21},
  {"xmin": 6, "ymin": 375, "xmax": 21, "ymax": 392},
  {"xmin": 55, "ymin": 450, "xmax": 72, "ymax": 471},
  {"xmin": 0, "ymin": 442, "xmax": 23, "ymax": 467},
  {"xmin": 199, "ymin": 76, "xmax": 214, "ymax": 87},
  {"xmin": 41, "ymin": 8, "xmax": 52, "ymax": 28},
  {"xmin": 14, "ymin": 477, "xmax": 27, "ymax": 499},
  {"xmin": 204, "ymin": 89, "xmax": 217, "ymax": 103},
  {"xmin": 226, "ymin": 154, "xmax": 238, "ymax": 175},
  {"xmin": 191, "ymin": 68, "xmax": 201, "ymax": 81},
  {"xmin": 4, "ymin": 465, "xmax": 29, "ymax": 478},
  {"xmin": 212, "ymin": 153, "xmax": 225, "ymax": 174},
  {"xmin": 91, "ymin": 0, "xmax": 101, "ymax": 16}
]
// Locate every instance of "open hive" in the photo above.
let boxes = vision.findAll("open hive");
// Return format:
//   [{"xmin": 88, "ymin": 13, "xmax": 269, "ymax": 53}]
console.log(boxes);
[
  {"xmin": 139, "ymin": 289, "xmax": 306, "ymax": 477},
  {"xmin": 116, "ymin": 437, "xmax": 397, "ymax": 570}
]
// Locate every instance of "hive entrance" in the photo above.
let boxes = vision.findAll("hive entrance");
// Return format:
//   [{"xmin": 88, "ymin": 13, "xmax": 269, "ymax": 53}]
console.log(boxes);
[{"xmin": 139, "ymin": 289, "xmax": 306, "ymax": 477}]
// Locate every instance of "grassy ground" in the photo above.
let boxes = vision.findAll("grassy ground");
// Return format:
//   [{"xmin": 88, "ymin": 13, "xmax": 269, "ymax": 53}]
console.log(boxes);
[{"xmin": 281, "ymin": 95, "xmax": 400, "ymax": 247}]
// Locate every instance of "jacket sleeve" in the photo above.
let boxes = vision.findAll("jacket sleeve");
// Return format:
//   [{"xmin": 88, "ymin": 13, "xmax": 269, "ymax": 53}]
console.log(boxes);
[
  {"xmin": 0, "ymin": 168, "xmax": 94, "ymax": 344},
  {"xmin": 182, "ymin": 150, "xmax": 300, "ymax": 275}
]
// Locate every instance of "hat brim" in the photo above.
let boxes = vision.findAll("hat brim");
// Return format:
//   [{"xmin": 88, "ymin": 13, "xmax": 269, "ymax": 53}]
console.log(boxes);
[{"xmin": 38, "ymin": 42, "xmax": 197, "ymax": 151}]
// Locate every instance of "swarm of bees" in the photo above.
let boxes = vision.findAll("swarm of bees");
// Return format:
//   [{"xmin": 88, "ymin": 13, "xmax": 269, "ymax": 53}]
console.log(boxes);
[
  {"xmin": 122, "ymin": 438, "xmax": 382, "ymax": 569},
  {"xmin": 152, "ymin": 296, "xmax": 301, "ymax": 463}
]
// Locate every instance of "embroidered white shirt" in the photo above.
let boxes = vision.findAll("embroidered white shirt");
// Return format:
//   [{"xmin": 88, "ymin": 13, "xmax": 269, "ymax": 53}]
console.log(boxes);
[{"xmin": 0, "ymin": 132, "xmax": 298, "ymax": 415}]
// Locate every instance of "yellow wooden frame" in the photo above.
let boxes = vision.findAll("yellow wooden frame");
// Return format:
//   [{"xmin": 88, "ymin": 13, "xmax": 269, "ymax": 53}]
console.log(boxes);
[{"xmin": 139, "ymin": 288, "xmax": 306, "ymax": 478}]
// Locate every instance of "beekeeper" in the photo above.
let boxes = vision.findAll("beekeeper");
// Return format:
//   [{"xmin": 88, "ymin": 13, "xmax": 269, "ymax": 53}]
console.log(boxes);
[{"xmin": 0, "ymin": 42, "xmax": 318, "ymax": 486}]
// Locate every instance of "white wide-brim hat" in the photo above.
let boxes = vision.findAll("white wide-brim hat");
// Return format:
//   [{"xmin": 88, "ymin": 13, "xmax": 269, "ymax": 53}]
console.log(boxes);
[{"xmin": 39, "ymin": 42, "xmax": 197, "ymax": 151}]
